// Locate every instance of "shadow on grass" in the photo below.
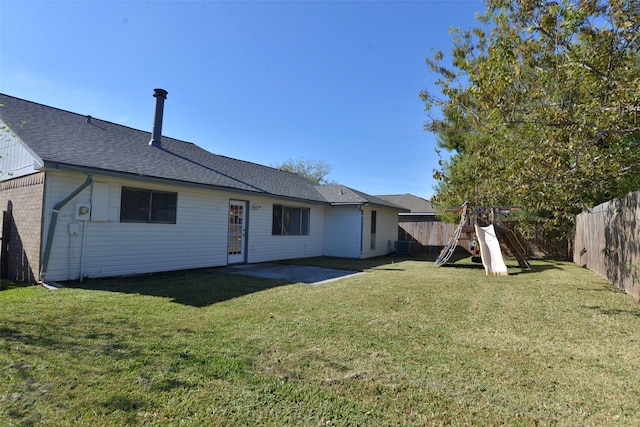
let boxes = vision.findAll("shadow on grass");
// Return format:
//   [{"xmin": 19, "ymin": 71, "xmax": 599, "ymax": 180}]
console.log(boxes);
[
  {"xmin": 62, "ymin": 255, "xmax": 568, "ymax": 306},
  {"xmin": 278, "ymin": 255, "xmax": 415, "ymax": 271},
  {"xmin": 509, "ymin": 258, "xmax": 567, "ymax": 274},
  {"xmin": 1, "ymin": 320, "xmax": 144, "ymax": 360},
  {"xmin": 62, "ymin": 256, "xmax": 415, "ymax": 307},
  {"xmin": 1, "ymin": 324, "xmax": 44, "ymax": 347},
  {"xmin": 507, "ymin": 264, "xmax": 565, "ymax": 275},
  {"xmin": 0, "ymin": 279, "xmax": 35, "ymax": 292},
  {"xmin": 441, "ymin": 264, "xmax": 486, "ymax": 271},
  {"xmin": 282, "ymin": 254, "xmax": 566, "ymax": 277},
  {"xmin": 581, "ymin": 304, "xmax": 640, "ymax": 318},
  {"xmin": 436, "ymin": 254, "xmax": 565, "ymax": 275},
  {"xmin": 64, "ymin": 269, "xmax": 291, "ymax": 308}
]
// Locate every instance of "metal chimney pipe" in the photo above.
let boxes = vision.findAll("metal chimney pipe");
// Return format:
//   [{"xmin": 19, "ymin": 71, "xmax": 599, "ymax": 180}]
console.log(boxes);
[{"xmin": 149, "ymin": 88, "xmax": 168, "ymax": 148}]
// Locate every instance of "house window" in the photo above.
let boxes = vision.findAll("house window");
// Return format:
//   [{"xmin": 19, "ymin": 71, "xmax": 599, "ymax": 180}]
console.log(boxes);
[
  {"xmin": 272, "ymin": 204, "xmax": 310, "ymax": 235},
  {"xmin": 120, "ymin": 187, "xmax": 177, "ymax": 224},
  {"xmin": 370, "ymin": 210, "xmax": 377, "ymax": 250}
]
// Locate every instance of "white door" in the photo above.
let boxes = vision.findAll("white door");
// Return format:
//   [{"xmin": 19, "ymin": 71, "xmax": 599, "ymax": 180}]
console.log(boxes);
[{"xmin": 228, "ymin": 200, "xmax": 247, "ymax": 264}]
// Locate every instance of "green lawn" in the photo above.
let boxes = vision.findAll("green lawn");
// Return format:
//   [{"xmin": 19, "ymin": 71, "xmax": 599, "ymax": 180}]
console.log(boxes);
[{"xmin": 2, "ymin": 256, "xmax": 640, "ymax": 426}]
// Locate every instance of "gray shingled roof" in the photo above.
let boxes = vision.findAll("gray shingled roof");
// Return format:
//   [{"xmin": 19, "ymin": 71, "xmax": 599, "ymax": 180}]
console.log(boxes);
[
  {"xmin": 0, "ymin": 93, "xmax": 328, "ymax": 202},
  {"xmin": 316, "ymin": 185, "xmax": 407, "ymax": 210},
  {"xmin": 375, "ymin": 194, "xmax": 437, "ymax": 213}
]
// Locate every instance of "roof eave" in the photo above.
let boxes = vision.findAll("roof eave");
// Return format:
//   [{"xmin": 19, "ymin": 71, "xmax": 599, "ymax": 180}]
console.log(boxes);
[
  {"xmin": 329, "ymin": 202, "xmax": 367, "ymax": 206},
  {"xmin": 399, "ymin": 211, "xmax": 437, "ymax": 215},
  {"xmin": 41, "ymin": 162, "xmax": 330, "ymax": 205}
]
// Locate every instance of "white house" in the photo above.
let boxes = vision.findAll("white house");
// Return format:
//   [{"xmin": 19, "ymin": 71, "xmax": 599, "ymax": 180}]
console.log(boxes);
[{"xmin": 0, "ymin": 90, "xmax": 406, "ymax": 284}]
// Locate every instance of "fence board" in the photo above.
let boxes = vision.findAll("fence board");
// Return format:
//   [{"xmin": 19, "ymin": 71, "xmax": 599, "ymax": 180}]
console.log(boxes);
[
  {"xmin": 398, "ymin": 217, "xmax": 471, "ymax": 254},
  {"xmin": 574, "ymin": 190, "xmax": 640, "ymax": 301}
]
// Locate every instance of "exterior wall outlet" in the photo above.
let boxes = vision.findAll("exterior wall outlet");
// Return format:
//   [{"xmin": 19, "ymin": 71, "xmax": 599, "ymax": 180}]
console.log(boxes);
[{"xmin": 68, "ymin": 222, "xmax": 80, "ymax": 235}]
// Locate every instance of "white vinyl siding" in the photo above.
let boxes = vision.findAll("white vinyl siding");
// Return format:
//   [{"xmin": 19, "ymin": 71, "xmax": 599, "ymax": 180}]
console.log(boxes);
[
  {"xmin": 244, "ymin": 196, "xmax": 324, "ymax": 264},
  {"xmin": 323, "ymin": 205, "xmax": 362, "ymax": 258},
  {"xmin": 40, "ymin": 171, "xmax": 402, "ymax": 281},
  {"xmin": 0, "ymin": 120, "xmax": 44, "ymax": 181},
  {"xmin": 41, "ymin": 171, "xmax": 327, "ymax": 281},
  {"xmin": 42, "ymin": 171, "xmax": 230, "ymax": 281},
  {"xmin": 360, "ymin": 205, "xmax": 398, "ymax": 258}
]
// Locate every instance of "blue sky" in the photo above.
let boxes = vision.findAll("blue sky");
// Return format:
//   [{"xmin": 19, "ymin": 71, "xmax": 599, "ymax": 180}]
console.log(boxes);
[{"xmin": 1, "ymin": 1, "xmax": 483, "ymax": 200}]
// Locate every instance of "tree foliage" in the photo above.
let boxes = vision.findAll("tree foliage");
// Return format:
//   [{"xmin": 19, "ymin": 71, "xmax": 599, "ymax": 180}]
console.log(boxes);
[
  {"xmin": 423, "ymin": 0, "xmax": 640, "ymax": 237},
  {"xmin": 272, "ymin": 157, "xmax": 337, "ymax": 185}
]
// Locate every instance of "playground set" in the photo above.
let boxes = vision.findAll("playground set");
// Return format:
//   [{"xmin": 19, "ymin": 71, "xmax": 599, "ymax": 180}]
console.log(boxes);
[{"xmin": 435, "ymin": 202, "xmax": 532, "ymax": 275}]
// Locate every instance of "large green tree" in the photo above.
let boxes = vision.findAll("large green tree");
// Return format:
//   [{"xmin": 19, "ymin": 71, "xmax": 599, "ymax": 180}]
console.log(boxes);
[
  {"xmin": 423, "ymin": 0, "xmax": 640, "ymax": 237},
  {"xmin": 272, "ymin": 157, "xmax": 337, "ymax": 185}
]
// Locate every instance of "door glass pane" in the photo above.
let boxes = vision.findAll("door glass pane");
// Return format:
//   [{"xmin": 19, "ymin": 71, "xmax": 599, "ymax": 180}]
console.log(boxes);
[{"xmin": 228, "ymin": 204, "xmax": 243, "ymax": 255}]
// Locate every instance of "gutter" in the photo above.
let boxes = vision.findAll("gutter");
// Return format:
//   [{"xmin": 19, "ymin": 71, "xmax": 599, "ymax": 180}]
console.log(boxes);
[
  {"xmin": 40, "ymin": 174, "xmax": 93, "ymax": 285},
  {"xmin": 44, "ymin": 162, "xmax": 331, "ymax": 206}
]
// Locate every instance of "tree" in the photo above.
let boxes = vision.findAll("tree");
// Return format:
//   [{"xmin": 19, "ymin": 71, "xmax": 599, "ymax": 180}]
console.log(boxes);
[
  {"xmin": 423, "ymin": 0, "xmax": 640, "ymax": 237},
  {"xmin": 272, "ymin": 157, "xmax": 337, "ymax": 185}
]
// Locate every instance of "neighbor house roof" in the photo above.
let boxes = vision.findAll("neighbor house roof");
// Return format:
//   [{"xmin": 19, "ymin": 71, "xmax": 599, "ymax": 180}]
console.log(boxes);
[
  {"xmin": 0, "ymin": 93, "xmax": 332, "ymax": 203},
  {"xmin": 316, "ymin": 185, "xmax": 408, "ymax": 210},
  {"xmin": 375, "ymin": 194, "xmax": 437, "ymax": 214}
]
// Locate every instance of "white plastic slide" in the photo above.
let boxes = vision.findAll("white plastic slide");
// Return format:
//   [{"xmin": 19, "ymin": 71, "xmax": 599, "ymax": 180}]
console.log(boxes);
[{"xmin": 474, "ymin": 224, "xmax": 508, "ymax": 276}]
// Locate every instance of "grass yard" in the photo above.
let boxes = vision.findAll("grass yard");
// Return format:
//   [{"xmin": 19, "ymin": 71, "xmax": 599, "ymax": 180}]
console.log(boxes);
[{"xmin": 2, "ymin": 256, "xmax": 640, "ymax": 426}]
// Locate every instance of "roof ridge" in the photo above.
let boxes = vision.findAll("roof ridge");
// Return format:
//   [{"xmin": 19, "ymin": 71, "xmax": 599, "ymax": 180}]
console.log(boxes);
[
  {"xmin": 0, "ymin": 92, "xmax": 328, "ymax": 202},
  {"xmin": 0, "ymin": 92, "xmax": 315, "ymax": 182},
  {"xmin": 0, "ymin": 92, "xmax": 201, "ymax": 148}
]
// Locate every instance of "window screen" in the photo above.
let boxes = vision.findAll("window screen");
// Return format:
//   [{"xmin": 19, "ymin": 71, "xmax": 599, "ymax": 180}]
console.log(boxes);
[
  {"xmin": 272, "ymin": 204, "xmax": 310, "ymax": 235},
  {"xmin": 120, "ymin": 187, "xmax": 177, "ymax": 224}
]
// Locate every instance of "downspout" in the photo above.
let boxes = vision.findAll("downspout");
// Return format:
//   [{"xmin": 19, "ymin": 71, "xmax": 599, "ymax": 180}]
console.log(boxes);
[
  {"xmin": 359, "ymin": 205, "xmax": 364, "ymax": 257},
  {"xmin": 78, "ymin": 185, "xmax": 92, "ymax": 282},
  {"xmin": 40, "ymin": 174, "xmax": 93, "ymax": 284}
]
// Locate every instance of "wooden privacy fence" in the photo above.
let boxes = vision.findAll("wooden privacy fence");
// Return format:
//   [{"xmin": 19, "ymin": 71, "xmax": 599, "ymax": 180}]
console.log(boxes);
[
  {"xmin": 399, "ymin": 212, "xmax": 569, "ymax": 261},
  {"xmin": 574, "ymin": 190, "xmax": 640, "ymax": 301},
  {"xmin": 398, "ymin": 215, "xmax": 472, "ymax": 255}
]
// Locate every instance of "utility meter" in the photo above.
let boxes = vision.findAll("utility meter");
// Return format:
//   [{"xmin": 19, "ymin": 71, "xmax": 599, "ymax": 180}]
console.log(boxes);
[{"xmin": 75, "ymin": 203, "xmax": 91, "ymax": 220}]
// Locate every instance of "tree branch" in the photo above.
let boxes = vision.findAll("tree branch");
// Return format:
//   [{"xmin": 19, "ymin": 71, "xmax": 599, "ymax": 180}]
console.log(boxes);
[{"xmin": 533, "ymin": 25, "xmax": 610, "ymax": 80}]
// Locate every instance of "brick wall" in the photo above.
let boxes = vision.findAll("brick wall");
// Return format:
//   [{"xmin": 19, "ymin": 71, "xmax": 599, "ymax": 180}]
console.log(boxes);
[{"xmin": 0, "ymin": 172, "xmax": 45, "ymax": 282}]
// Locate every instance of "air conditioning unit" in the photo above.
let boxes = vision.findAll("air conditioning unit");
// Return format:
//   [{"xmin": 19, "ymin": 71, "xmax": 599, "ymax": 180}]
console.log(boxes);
[{"xmin": 75, "ymin": 203, "xmax": 91, "ymax": 221}]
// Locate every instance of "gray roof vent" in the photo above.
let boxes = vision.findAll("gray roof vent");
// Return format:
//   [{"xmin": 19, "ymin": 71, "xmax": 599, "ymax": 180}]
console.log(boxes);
[{"xmin": 149, "ymin": 88, "xmax": 168, "ymax": 148}]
